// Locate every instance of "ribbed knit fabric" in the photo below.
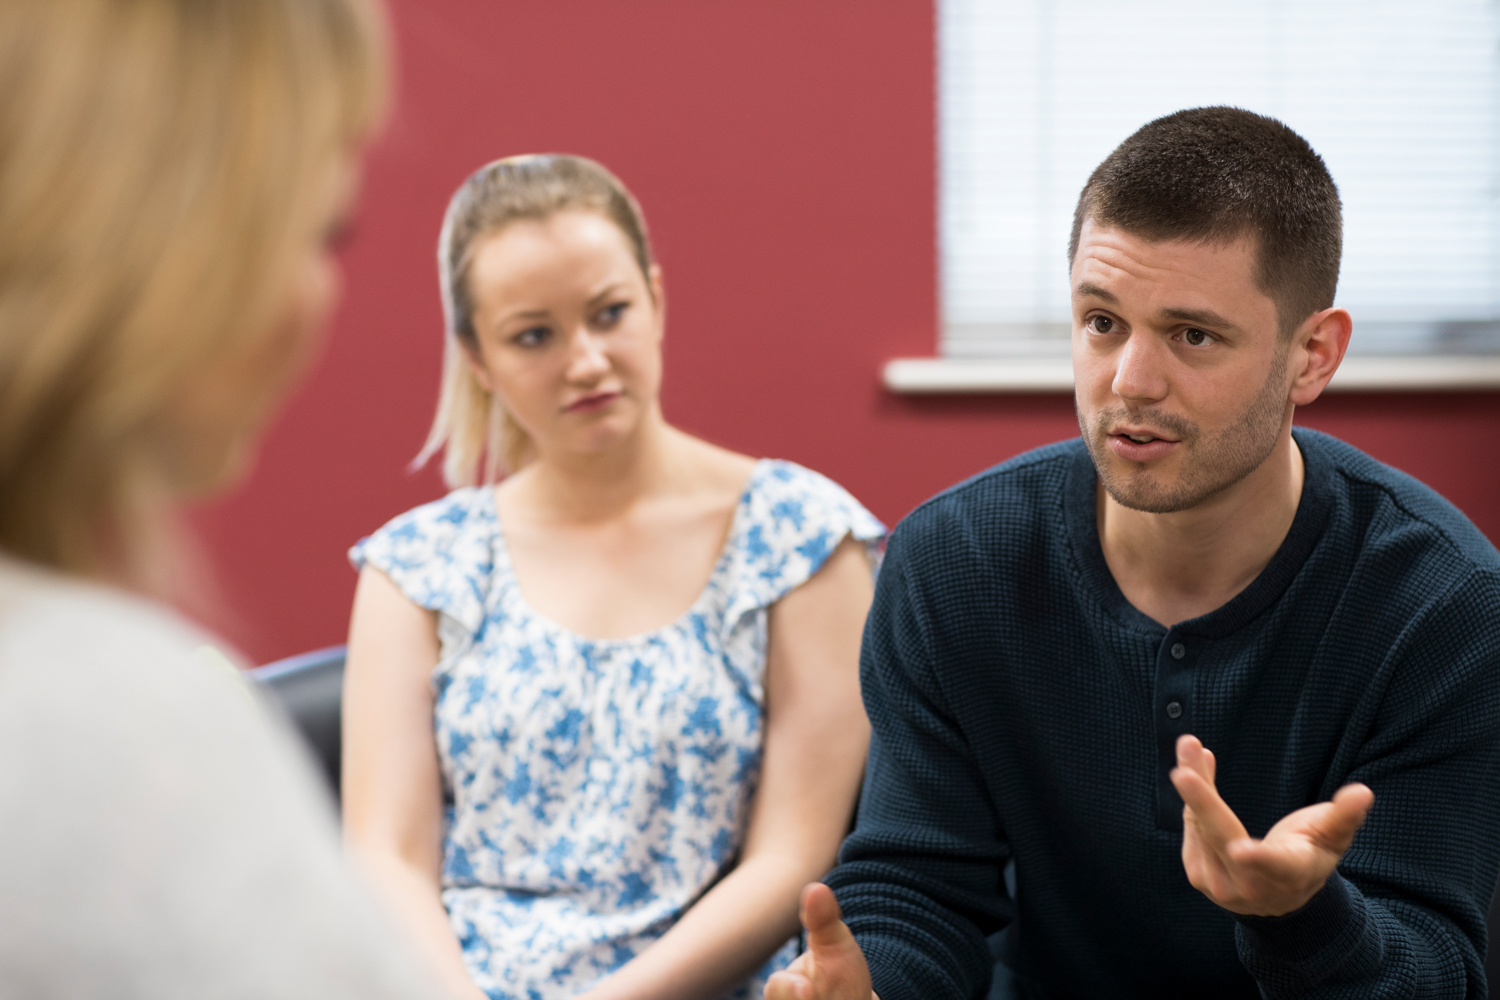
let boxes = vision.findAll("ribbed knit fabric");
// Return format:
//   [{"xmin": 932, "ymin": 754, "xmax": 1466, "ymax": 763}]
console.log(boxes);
[{"xmin": 828, "ymin": 429, "xmax": 1500, "ymax": 999}]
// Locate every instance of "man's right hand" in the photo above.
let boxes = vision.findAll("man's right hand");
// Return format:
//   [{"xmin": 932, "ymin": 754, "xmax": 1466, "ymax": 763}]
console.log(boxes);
[{"xmin": 764, "ymin": 883, "xmax": 877, "ymax": 1000}]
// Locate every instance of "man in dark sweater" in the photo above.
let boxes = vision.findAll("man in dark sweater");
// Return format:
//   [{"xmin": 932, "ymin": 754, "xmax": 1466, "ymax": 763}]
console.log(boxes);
[{"xmin": 765, "ymin": 108, "xmax": 1500, "ymax": 999}]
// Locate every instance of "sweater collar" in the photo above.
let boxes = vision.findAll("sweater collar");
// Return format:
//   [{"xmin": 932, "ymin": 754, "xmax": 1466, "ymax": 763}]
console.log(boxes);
[{"xmin": 1063, "ymin": 427, "xmax": 1334, "ymax": 639}]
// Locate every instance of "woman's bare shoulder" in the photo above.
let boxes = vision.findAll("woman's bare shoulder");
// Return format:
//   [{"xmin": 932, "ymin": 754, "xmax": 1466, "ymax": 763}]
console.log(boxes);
[{"xmin": 670, "ymin": 429, "xmax": 758, "ymax": 499}]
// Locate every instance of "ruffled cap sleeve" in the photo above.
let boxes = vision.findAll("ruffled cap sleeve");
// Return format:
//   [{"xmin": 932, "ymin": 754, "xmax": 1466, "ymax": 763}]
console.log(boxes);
[
  {"xmin": 348, "ymin": 487, "xmax": 495, "ymax": 641},
  {"xmin": 722, "ymin": 460, "xmax": 885, "ymax": 628}
]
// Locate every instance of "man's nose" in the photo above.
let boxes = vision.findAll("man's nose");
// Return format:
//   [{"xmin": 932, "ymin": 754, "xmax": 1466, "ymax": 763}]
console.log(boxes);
[{"xmin": 1111, "ymin": 330, "xmax": 1169, "ymax": 404}]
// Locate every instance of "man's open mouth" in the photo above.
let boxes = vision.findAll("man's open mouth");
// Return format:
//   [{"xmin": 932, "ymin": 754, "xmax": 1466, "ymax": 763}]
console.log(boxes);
[{"xmin": 1114, "ymin": 431, "xmax": 1176, "ymax": 444}]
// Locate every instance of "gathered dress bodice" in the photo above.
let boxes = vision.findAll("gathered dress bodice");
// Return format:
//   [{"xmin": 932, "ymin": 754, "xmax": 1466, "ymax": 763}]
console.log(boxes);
[{"xmin": 351, "ymin": 460, "xmax": 883, "ymax": 1000}]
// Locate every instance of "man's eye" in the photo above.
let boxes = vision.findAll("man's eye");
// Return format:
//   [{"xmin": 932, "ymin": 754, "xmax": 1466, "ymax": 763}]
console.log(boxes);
[
  {"xmin": 1184, "ymin": 328, "xmax": 1209, "ymax": 346},
  {"xmin": 1088, "ymin": 315, "xmax": 1114, "ymax": 334}
]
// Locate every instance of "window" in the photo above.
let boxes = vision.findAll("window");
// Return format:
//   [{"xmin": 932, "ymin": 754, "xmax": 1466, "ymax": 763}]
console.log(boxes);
[{"xmin": 938, "ymin": 0, "xmax": 1500, "ymax": 362}]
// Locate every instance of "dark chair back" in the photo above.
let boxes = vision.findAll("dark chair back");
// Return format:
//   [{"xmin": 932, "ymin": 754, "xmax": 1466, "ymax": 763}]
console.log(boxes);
[{"xmin": 249, "ymin": 645, "xmax": 346, "ymax": 799}]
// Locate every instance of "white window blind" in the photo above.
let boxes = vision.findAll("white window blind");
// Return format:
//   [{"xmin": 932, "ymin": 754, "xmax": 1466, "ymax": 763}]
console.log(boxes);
[{"xmin": 939, "ymin": 0, "xmax": 1500, "ymax": 359}]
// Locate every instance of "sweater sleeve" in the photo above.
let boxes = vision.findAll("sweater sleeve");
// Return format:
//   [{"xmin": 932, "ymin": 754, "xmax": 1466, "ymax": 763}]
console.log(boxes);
[
  {"xmin": 1233, "ymin": 567, "xmax": 1500, "ymax": 999},
  {"xmin": 824, "ymin": 522, "xmax": 1012, "ymax": 1000}
]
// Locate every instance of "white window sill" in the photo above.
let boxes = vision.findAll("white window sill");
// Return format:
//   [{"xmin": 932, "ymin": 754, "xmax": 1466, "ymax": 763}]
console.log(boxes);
[{"xmin": 883, "ymin": 355, "xmax": 1500, "ymax": 394}]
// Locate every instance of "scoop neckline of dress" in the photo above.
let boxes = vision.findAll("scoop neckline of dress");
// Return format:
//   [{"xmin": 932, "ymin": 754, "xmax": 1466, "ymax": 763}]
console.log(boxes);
[{"xmin": 482, "ymin": 457, "xmax": 770, "ymax": 647}]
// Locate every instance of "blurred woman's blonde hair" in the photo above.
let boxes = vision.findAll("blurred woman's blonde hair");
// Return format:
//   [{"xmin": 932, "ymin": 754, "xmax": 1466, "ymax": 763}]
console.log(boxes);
[
  {"xmin": 418, "ymin": 155, "xmax": 654, "ymax": 487},
  {"xmin": 0, "ymin": 0, "xmax": 387, "ymax": 583}
]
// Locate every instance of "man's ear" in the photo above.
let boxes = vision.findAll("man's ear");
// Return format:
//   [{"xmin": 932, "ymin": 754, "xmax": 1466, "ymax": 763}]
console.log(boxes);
[{"xmin": 1288, "ymin": 307, "xmax": 1352, "ymax": 407}]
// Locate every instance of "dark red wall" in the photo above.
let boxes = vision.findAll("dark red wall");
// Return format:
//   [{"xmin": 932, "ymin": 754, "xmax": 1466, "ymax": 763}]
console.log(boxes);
[{"xmin": 192, "ymin": 0, "xmax": 1500, "ymax": 663}]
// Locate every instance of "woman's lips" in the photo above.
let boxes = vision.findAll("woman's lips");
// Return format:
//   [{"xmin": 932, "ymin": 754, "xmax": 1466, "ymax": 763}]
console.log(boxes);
[
  {"xmin": 564, "ymin": 391, "xmax": 621, "ymax": 413},
  {"xmin": 1107, "ymin": 432, "xmax": 1178, "ymax": 463}
]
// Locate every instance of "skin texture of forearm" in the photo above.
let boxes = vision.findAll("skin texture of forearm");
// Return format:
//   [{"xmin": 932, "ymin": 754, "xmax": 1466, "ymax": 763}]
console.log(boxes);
[
  {"xmin": 580, "ymin": 850, "xmax": 823, "ymax": 1000},
  {"xmin": 349, "ymin": 845, "xmax": 487, "ymax": 1000}
]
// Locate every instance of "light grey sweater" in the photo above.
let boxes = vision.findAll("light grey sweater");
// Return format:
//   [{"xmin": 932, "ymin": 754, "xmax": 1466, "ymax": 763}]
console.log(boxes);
[{"xmin": 0, "ymin": 558, "xmax": 448, "ymax": 1000}]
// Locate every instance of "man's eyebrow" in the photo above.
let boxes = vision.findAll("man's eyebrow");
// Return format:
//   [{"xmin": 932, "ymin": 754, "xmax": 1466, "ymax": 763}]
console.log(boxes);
[
  {"xmin": 1071, "ymin": 283, "xmax": 1244, "ymax": 333},
  {"xmin": 1160, "ymin": 306, "xmax": 1241, "ymax": 332},
  {"xmin": 1073, "ymin": 281, "xmax": 1118, "ymax": 303}
]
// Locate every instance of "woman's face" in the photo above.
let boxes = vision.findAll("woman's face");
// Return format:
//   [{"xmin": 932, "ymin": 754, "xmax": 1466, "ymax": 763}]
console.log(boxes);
[
  {"xmin": 165, "ymin": 154, "xmax": 358, "ymax": 495},
  {"xmin": 464, "ymin": 209, "xmax": 664, "ymax": 463}
]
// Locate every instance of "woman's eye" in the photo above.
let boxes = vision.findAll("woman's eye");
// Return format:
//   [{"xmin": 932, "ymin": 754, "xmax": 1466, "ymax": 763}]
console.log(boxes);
[
  {"xmin": 1088, "ymin": 315, "xmax": 1114, "ymax": 334},
  {"xmin": 1183, "ymin": 328, "xmax": 1209, "ymax": 346},
  {"xmin": 596, "ymin": 302, "xmax": 627, "ymax": 327},
  {"xmin": 513, "ymin": 326, "xmax": 550, "ymax": 347}
]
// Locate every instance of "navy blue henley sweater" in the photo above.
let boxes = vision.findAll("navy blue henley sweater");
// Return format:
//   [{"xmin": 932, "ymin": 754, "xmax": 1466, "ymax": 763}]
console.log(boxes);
[{"xmin": 827, "ymin": 429, "xmax": 1500, "ymax": 999}]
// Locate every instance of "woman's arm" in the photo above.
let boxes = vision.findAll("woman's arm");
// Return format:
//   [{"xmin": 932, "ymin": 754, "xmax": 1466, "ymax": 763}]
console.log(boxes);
[
  {"xmin": 343, "ymin": 566, "xmax": 488, "ymax": 1000},
  {"xmin": 583, "ymin": 535, "xmax": 875, "ymax": 1000}
]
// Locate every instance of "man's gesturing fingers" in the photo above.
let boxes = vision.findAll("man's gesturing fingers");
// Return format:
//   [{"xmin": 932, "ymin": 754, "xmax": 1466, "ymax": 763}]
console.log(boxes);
[
  {"xmin": 1176, "ymin": 733, "xmax": 1217, "ymax": 784},
  {"xmin": 1172, "ymin": 733, "xmax": 1376, "ymax": 917},
  {"xmin": 1212, "ymin": 785, "xmax": 1374, "ymax": 914},
  {"xmin": 1171, "ymin": 735, "xmax": 1248, "ymax": 851},
  {"xmin": 763, "ymin": 883, "xmax": 875, "ymax": 1000},
  {"xmin": 802, "ymin": 882, "xmax": 854, "ymax": 952},
  {"xmin": 1230, "ymin": 782, "xmax": 1375, "ymax": 869},
  {"xmin": 1308, "ymin": 783, "xmax": 1375, "ymax": 855}
]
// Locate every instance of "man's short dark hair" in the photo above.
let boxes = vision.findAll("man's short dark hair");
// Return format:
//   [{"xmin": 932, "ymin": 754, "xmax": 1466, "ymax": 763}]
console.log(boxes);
[{"xmin": 1069, "ymin": 106, "xmax": 1342, "ymax": 340}]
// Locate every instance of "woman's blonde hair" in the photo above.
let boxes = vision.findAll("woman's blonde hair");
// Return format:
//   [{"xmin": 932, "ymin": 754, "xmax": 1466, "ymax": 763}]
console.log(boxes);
[
  {"xmin": 0, "ymin": 0, "xmax": 387, "ymax": 581},
  {"xmin": 418, "ymin": 155, "xmax": 654, "ymax": 487}
]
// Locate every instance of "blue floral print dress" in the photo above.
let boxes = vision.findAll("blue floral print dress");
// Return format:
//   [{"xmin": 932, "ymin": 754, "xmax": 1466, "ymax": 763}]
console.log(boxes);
[{"xmin": 350, "ymin": 460, "xmax": 884, "ymax": 1000}]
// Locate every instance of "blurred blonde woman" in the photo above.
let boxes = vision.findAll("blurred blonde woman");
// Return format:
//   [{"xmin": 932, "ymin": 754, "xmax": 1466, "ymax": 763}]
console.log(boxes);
[
  {"xmin": 343, "ymin": 155, "xmax": 881, "ymax": 1000},
  {"xmin": 0, "ymin": 1, "xmax": 446, "ymax": 997}
]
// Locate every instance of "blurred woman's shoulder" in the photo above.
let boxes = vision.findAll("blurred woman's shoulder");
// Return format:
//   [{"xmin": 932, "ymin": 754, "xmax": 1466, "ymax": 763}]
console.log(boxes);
[
  {"xmin": 0, "ymin": 552, "xmax": 448, "ymax": 1000},
  {"xmin": 0, "ymin": 554, "xmax": 217, "ymax": 669}
]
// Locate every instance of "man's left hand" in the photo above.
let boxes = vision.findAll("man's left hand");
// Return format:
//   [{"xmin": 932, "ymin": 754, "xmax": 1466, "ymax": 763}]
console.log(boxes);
[{"xmin": 1171, "ymin": 734, "xmax": 1374, "ymax": 917}]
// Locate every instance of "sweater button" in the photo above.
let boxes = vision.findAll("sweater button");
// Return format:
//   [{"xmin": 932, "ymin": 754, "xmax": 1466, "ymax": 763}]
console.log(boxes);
[
  {"xmin": 1171, "ymin": 642, "xmax": 1186, "ymax": 660},
  {"xmin": 1166, "ymin": 701, "xmax": 1183, "ymax": 719}
]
